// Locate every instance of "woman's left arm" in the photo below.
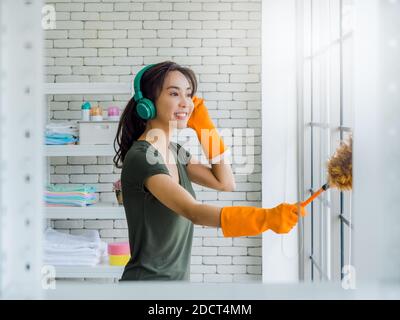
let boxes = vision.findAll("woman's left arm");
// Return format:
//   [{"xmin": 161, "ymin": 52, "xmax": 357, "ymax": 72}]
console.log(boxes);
[
  {"xmin": 186, "ymin": 96, "xmax": 235, "ymax": 192},
  {"xmin": 186, "ymin": 156, "xmax": 236, "ymax": 192}
]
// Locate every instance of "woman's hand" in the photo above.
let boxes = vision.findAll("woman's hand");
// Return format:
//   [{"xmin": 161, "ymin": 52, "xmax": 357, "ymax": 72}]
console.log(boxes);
[
  {"xmin": 187, "ymin": 96, "xmax": 214, "ymax": 133},
  {"xmin": 188, "ymin": 96, "xmax": 227, "ymax": 160},
  {"xmin": 220, "ymin": 203, "xmax": 307, "ymax": 237},
  {"xmin": 264, "ymin": 203, "xmax": 306, "ymax": 234}
]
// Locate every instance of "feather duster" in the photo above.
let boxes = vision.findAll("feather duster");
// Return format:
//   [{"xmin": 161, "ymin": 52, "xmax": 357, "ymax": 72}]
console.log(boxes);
[
  {"xmin": 301, "ymin": 136, "xmax": 352, "ymax": 207},
  {"xmin": 327, "ymin": 136, "xmax": 352, "ymax": 191}
]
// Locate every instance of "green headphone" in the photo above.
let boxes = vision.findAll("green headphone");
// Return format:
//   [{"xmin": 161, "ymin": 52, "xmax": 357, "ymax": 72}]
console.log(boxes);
[{"xmin": 133, "ymin": 64, "xmax": 156, "ymax": 120}]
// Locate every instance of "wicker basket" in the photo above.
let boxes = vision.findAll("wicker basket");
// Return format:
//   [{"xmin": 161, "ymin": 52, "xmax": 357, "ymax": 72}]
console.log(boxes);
[{"xmin": 115, "ymin": 190, "xmax": 123, "ymax": 205}]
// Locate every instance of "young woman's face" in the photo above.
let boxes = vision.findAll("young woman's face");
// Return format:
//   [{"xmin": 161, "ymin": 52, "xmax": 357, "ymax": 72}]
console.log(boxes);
[{"xmin": 154, "ymin": 70, "xmax": 194, "ymax": 129}]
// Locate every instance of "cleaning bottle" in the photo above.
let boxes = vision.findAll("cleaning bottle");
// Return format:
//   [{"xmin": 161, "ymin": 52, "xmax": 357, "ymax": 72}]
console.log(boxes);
[
  {"xmin": 90, "ymin": 106, "xmax": 103, "ymax": 121},
  {"xmin": 107, "ymin": 106, "xmax": 120, "ymax": 121},
  {"xmin": 81, "ymin": 102, "xmax": 91, "ymax": 121}
]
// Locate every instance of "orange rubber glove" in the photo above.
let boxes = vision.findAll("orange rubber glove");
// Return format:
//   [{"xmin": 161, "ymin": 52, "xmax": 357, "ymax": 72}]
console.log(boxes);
[
  {"xmin": 188, "ymin": 96, "xmax": 227, "ymax": 160},
  {"xmin": 220, "ymin": 203, "xmax": 306, "ymax": 237}
]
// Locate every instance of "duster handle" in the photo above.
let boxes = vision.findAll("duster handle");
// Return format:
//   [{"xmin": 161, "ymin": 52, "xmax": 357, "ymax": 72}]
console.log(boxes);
[{"xmin": 301, "ymin": 183, "xmax": 329, "ymax": 207}]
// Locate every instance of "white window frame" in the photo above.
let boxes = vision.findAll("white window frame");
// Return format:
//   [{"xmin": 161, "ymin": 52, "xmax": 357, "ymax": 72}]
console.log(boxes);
[{"xmin": 297, "ymin": 0, "xmax": 354, "ymax": 282}]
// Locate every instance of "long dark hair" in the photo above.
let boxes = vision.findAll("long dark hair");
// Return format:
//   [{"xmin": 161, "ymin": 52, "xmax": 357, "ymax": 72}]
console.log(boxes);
[{"xmin": 113, "ymin": 61, "xmax": 198, "ymax": 168}]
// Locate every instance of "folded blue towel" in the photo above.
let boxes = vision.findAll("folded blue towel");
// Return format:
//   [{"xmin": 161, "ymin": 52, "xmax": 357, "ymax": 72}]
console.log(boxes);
[
  {"xmin": 46, "ymin": 184, "xmax": 96, "ymax": 193},
  {"xmin": 45, "ymin": 133, "xmax": 78, "ymax": 145},
  {"xmin": 44, "ymin": 185, "xmax": 97, "ymax": 206}
]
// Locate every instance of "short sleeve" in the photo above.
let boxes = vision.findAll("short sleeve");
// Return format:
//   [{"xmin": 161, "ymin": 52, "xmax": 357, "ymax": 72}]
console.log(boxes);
[
  {"xmin": 122, "ymin": 144, "xmax": 170, "ymax": 192},
  {"xmin": 175, "ymin": 143, "xmax": 192, "ymax": 166}
]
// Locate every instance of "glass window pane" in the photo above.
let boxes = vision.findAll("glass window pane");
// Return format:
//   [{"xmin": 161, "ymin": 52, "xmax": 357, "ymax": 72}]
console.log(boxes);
[
  {"xmin": 342, "ymin": 214, "xmax": 353, "ymax": 272},
  {"xmin": 320, "ymin": 0, "xmax": 331, "ymax": 50},
  {"xmin": 312, "ymin": 126, "xmax": 323, "ymax": 281},
  {"xmin": 312, "ymin": 57, "xmax": 321, "ymax": 122},
  {"xmin": 319, "ymin": 53, "xmax": 329, "ymax": 125},
  {"xmin": 312, "ymin": 0, "xmax": 330, "ymax": 56},
  {"xmin": 303, "ymin": 0, "xmax": 312, "ymax": 58},
  {"xmin": 304, "ymin": 60, "xmax": 312, "ymax": 123},
  {"xmin": 300, "ymin": 0, "xmax": 354, "ymax": 282},
  {"xmin": 329, "ymin": 0, "xmax": 341, "ymax": 41},
  {"xmin": 329, "ymin": 43, "xmax": 341, "ymax": 128},
  {"xmin": 342, "ymin": 0, "xmax": 354, "ymax": 35},
  {"xmin": 312, "ymin": 0, "xmax": 321, "ymax": 55},
  {"xmin": 342, "ymin": 36, "xmax": 354, "ymax": 127}
]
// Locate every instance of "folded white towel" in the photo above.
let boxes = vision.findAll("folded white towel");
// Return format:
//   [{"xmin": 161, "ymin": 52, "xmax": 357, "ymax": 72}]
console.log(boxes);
[
  {"xmin": 44, "ymin": 228, "xmax": 101, "ymax": 249},
  {"xmin": 43, "ymin": 256, "xmax": 101, "ymax": 266},
  {"xmin": 43, "ymin": 229, "xmax": 108, "ymax": 267},
  {"xmin": 45, "ymin": 122, "xmax": 78, "ymax": 135},
  {"xmin": 44, "ymin": 247, "xmax": 101, "ymax": 256}
]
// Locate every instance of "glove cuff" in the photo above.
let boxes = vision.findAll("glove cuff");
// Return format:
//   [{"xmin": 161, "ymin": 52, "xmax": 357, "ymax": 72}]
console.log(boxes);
[
  {"xmin": 220, "ymin": 206, "xmax": 268, "ymax": 237},
  {"xmin": 198, "ymin": 127, "xmax": 227, "ymax": 160}
]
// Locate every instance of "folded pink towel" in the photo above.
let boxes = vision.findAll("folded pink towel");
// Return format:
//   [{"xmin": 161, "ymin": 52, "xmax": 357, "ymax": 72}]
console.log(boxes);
[{"xmin": 108, "ymin": 242, "xmax": 130, "ymax": 255}]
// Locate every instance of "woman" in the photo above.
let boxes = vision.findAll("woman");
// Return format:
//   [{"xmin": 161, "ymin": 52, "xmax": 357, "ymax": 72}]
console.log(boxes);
[{"xmin": 114, "ymin": 61, "xmax": 304, "ymax": 281}]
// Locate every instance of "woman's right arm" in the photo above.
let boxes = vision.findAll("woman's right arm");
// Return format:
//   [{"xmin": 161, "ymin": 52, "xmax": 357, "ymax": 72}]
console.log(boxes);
[
  {"xmin": 145, "ymin": 173, "xmax": 222, "ymax": 227},
  {"xmin": 145, "ymin": 173, "xmax": 303, "ymax": 236}
]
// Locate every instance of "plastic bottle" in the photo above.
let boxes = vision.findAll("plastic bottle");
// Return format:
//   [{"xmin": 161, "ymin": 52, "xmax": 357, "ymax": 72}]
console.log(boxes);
[
  {"xmin": 90, "ymin": 106, "xmax": 103, "ymax": 121},
  {"xmin": 81, "ymin": 102, "xmax": 91, "ymax": 121},
  {"xmin": 107, "ymin": 106, "xmax": 120, "ymax": 121}
]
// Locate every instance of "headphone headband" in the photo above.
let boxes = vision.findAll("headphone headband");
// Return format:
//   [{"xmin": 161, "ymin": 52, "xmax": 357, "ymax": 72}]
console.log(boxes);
[{"xmin": 133, "ymin": 64, "xmax": 155, "ymax": 101}]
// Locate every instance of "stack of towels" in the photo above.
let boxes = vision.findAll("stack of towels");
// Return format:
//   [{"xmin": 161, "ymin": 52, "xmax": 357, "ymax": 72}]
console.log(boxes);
[
  {"xmin": 45, "ymin": 122, "xmax": 78, "ymax": 145},
  {"xmin": 44, "ymin": 185, "xmax": 97, "ymax": 207},
  {"xmin": 44, "ymin": 228, "xmax": 107, "ymax": 266}
]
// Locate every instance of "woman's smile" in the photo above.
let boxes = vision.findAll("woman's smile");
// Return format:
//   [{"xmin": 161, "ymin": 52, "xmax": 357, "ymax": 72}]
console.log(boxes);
[{"xmin": 174, "ymin": 111, "xmax": 188, "ymax": 120}]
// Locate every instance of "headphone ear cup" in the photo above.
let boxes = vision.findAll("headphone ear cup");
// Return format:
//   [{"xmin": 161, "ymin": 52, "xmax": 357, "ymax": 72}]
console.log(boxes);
[{"xmin": 136, "ymin": 98, "xmax": 156, "ymax": 120}]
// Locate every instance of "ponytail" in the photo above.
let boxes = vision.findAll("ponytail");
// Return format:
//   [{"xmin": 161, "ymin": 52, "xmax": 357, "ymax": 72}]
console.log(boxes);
[{"xmin": 113, "ymin": 98, "xmax": 146, "ymax": 168}]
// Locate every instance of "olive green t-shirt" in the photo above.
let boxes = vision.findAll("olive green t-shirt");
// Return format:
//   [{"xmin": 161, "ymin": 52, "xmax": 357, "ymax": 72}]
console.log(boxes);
[{"xmin": 120, "ymin": 140, "xmax": 196, "ymax": 281}]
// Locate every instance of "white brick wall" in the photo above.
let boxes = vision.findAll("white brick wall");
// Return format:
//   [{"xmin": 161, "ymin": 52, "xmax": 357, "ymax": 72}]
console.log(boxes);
[{"xmin": 45, "ymin": 0, "xmax": 262, "ymax": 283}]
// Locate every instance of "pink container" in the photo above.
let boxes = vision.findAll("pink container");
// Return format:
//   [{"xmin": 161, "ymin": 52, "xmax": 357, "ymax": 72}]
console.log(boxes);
[
  {"xmin": 107, "ymin": 106, "xmax": 120, "ymax": 119},
  {"xmin": 108, "ymin": 242, "xmax": 130, "ymax": 255}
]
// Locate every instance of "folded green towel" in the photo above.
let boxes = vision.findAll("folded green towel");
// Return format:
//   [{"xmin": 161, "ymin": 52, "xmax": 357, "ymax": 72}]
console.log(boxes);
[{"xmin": 46, "ymin": 184, "xmax": 96, "ymax": 194}]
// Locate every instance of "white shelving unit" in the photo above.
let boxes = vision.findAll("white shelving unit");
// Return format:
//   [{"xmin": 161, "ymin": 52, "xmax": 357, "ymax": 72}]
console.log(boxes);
[
  {"xmin": 45, "ymin": 145, "xmax": 124, "ymax": 221},
  {"xmin": 55, "ymin": 262, "xmax": 124, "ymax": 279},
  {"xmin": 46, "ymin": 202, "xmax": 125, "ymax": 220},
  {"xmin": 45, "ymin": 144, "xmax": 116, "ymax": 157},
  {"xmin": 45, "ymin": 82, "xmax": 131, "ymax": 279}
]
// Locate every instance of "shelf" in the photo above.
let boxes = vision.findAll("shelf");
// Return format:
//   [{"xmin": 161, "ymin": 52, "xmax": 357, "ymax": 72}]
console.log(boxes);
[
  {"xmin": 44, "ymin": 83, "xmax": 127, "ymax": 280},
  {"xmin": 44, "ymin": 82, "xmax": 132, "ymax": 95},
  {"xmin": 45, "ymin": 144, "xmax": 116, "ymax": 157},
  {"xmin": 45, "ymin": 202, "xmax": 125, "ymax": 220},
  {"xmin": 54, "ymin": 262, "xmax": 124, "ymax": 279}
]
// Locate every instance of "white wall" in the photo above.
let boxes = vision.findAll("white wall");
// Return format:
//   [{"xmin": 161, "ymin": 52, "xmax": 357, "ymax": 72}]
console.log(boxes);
[
  {"xmin": 262, "ymin": 0, "xmax": 299, "ymax": 283},
  {"xmin": 353, "ymin": 0, "xmax": 400, "ymax": 284}
]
